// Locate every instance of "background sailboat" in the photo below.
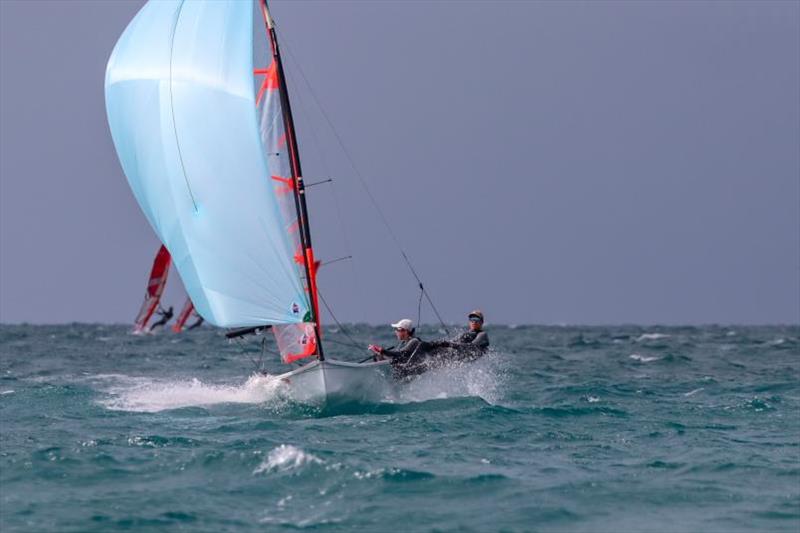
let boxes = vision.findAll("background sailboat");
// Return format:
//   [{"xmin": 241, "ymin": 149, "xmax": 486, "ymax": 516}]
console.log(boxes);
[
  {"xmin": 172, "ymin": 297, "xmax": 202, "ymax": 332},
  {"xmin": 132, "ymin": 245, "xmax": 201, "ymax": 333},
  {"xmin": 131, "ymin": 245, "xmax": 170, "ymax": 334}
]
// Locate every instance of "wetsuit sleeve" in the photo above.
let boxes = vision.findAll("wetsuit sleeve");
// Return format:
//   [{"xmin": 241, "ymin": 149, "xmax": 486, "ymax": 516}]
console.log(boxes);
[
  {"xmin": 428, "ymin": 332, "xmax": 469, "ymax": 349},
  {"xmin": 383, "ymin": 338, "xmax": 422, "ymax": 360},
  {"xmin": 471, "ymin": 332, "xmax": 489, "ymax": 348}
]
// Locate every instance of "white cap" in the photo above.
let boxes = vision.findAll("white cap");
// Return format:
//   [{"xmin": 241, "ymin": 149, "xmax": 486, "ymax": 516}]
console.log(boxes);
[{"xmin": 391, "ymin": 318, "xmax": 414, "ymax": 331}]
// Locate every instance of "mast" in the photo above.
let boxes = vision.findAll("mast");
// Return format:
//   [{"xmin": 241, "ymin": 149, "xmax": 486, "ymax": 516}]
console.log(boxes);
[{"xmin": 259, "ymin": 0, "xmax": 324, "ymax": 359}]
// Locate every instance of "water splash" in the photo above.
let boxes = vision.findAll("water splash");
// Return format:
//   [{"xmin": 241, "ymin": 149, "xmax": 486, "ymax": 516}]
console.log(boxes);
[
  {"xmin": 97, "ymin": 373, "xmax": 289, "ymax": 413},
  {"xmin": 395, "ymin": 353, "xmax": 506, "ymax": 405}
]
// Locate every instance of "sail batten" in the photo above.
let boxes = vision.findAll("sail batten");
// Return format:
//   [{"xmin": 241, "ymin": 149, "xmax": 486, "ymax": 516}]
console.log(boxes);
[{"xmin": 106, "ymin": 0, "xmax": 310, "ymax": 328}]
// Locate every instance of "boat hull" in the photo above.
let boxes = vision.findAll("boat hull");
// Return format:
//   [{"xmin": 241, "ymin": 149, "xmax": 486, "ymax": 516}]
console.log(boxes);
[{"xmin": 276, "ymin": 359, "xmax": 393, "ymax": 404}]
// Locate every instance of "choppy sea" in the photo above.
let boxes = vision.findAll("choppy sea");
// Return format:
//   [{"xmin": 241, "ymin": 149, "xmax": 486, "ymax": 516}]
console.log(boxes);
[{"xmin": 0, "ymin": 324, "xmax": 798, "ymax": 532}]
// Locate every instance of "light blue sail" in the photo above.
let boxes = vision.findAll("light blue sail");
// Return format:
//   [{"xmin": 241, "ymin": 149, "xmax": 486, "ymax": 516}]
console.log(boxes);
[{"xmin": 105, "ymin": 0, "xmax": 309, "ymax": 327}]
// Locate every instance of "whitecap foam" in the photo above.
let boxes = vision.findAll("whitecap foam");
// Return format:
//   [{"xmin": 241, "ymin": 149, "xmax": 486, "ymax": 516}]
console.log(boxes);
[
  {"xmin": 97, "ymin": 373, "xmax": 289, "ymax": 413},
  {"xmin": 253, "ymin": 445, "xmax": 323, "ymax": 474},
  {"xmin": 629, "ymin": 353, "xmax": 661, "ymax": 362},
  {"xmin": 636, "ymin": 333, "xmax": 670, "ymax": 342},
  {"xmin": 684, "ymin": 388, "xmax": 704, "ymax": 397}
]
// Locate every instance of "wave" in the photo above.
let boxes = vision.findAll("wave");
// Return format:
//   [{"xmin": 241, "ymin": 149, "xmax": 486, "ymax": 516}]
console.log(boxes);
[
  {"xmin": 253, "ymin": 444, "xmax": 323, "ymax": 474},
  {"xmin": 629, "ymin": 353, "xmax": 661, "ymax": 362},
  {"xmin": 636, "ymin": 333, "xmax": 671, "ymax": 342},
  {"xmin": 536, "ymin": 405, "xmax": 628, "ymax": 418}
]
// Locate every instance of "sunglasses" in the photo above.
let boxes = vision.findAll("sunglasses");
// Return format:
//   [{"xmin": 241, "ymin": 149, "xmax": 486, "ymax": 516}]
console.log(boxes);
[
  {"xmin": 469, "ymin": 317, "xmax": 482, "ymax": 323},
  {"xmin": 394, "ymin": 328, "xmax": 407, "ymax": 332}
]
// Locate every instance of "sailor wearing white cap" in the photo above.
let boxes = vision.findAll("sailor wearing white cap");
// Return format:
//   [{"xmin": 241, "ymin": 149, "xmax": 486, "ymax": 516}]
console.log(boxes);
[{"xmin": 368, "ymin": 318, "xmax": 424, "ymax": 376}]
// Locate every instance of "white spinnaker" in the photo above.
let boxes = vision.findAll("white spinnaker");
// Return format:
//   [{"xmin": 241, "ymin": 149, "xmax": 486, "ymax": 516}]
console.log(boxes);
[{"xmin": 105, "ymin": 0, "xmax": 310, "ymax": 327}]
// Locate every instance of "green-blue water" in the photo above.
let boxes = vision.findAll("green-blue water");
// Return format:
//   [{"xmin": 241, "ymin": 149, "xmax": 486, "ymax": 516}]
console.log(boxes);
[{"xmin": 1, "ymin": 324, "xmax": 798, "ymax": 532}]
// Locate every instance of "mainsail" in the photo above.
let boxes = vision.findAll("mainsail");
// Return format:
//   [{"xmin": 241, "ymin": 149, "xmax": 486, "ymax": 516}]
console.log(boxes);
[
  {"xmin": 133, "ymin": 245, "xmax": 171, "ymax": 333},
  {"xmin": 107, "ymin": 0, "xmax": 322, "ymax": 362}
]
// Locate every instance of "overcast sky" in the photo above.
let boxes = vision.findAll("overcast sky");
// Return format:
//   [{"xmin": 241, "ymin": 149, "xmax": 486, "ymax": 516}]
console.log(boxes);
[{"xmin": 1, "ymin": 0, "xmax": 798, "ymax": 326}]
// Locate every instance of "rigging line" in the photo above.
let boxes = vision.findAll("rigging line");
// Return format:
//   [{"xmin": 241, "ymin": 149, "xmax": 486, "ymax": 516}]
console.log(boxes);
[
  {"xmin": 233, "ymin": 334, "xmax": 280, "ymax": 369},
  {"xmin": 305, "ymin": 178, "xmax": 333, "ymax": 188},
  {"xmin": 321, "ymin": 255, "xmax": 352, "ymax": 267},
  {"xmin": 232, "ymin": 336, "xmax": 261, "ymax": 371},
  {"xmin": 324, "ymin": 337, "xmax": 365, "ymax": 351},
  {"xmin": 281, "ymin": 56, "xmax": 354, "ymax": 262},
  {"xmin": 280, "ymin": 42, "xmax": 449, "ymax": 335},
  {"xmin": 281, "ymin": 45, "xmax": 362, "ymax": 320},
  {"xmin": 281, "ymin": 54, "xmax": 333, "ymax": 178},
  {"xmin": 416, "ymin": 284, "xmax": 424, "ymax": 331},
  {"xmin": 167, "ymin": 0, "xmax": 198, "ymax": 212},
  {"xmin": 316, "ymin": 288, "xmax": 368, "ymax": 349}
]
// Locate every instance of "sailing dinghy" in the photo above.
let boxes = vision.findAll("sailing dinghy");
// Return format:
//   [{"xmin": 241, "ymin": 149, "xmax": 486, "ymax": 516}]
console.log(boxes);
[
  {"xmin": 106, "ymin": 0, "xmax": 393, "ymax": 403},
  {"xmin": 172, "ymin": 297, "xmax": 202, "ymax": 332},
  {"xmin": 132, "ymin": 245, "xmax": 171, "ymax": 334}
]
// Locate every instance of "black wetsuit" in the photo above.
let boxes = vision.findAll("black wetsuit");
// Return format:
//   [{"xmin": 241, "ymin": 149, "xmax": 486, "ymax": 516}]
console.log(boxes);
[
  {"xmin": 451, "ymin": 329, "xmax": 490, "ymax": 358},
  {"xmin": 425, "ymin": 329, "xmax": 490, "ymax": 363},
  {"xmin": 187, "ymin": 316, "xmax": 204, "ymax": 330},
  {"xmin": 149, "ymin": 307, "xmax": 174, "ymax": 330},
  {"xmin": 382, "ymin": 337, "xmax": 426, "ymax": 379}
]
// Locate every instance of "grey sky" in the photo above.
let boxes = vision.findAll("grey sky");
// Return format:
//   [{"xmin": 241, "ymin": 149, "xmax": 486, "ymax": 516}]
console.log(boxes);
[{"xmin": 1, "ymin": 0, "xmax": 798, "ymax": 326}]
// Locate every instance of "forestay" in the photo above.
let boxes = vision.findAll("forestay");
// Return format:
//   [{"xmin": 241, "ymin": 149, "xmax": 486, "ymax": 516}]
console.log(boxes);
[{"xmin": 105, "ymin": 0, "xmax": 310, "ymax": 327}]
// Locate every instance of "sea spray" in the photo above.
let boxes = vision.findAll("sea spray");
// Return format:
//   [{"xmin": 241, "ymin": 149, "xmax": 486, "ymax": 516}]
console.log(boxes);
[{"xmin": 97, "ymin": 373, "xmax": 290, "ymax": 413}]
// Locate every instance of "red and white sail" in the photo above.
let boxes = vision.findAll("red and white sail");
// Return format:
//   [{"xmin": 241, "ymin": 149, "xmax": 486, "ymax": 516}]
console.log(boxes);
[
  {"xmin": 172, "ymin": 298, "xmax": 197, "ymax": 333},
  {"xmin": 132, "ymin": 245, "xmax": 171, "ymax": 333}
]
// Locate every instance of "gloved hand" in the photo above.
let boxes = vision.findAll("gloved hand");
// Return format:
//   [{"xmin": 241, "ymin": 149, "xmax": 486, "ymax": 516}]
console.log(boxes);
[{"xmin": 368, "ymin": 344, "xmax": 383, "ymax": 354}]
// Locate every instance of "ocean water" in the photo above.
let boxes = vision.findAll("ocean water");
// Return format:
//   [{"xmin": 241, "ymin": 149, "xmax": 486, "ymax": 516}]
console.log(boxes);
[{"xmin": 0, "ymin": 324, "xmax": 798, "ymax": 532}]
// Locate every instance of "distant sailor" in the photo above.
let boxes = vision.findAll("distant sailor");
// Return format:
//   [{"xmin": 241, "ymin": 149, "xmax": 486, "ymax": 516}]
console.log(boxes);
[
  {"xmin": 148, "ymin": 306, "xmax": 174, "ymax": 331},
  {"xmin": 368, "ymin": 319, "xmax": 425, "ymax": 378},
  {"xmin": 187, "ymin": 316, "xmax": 204, "ymax": 330}
]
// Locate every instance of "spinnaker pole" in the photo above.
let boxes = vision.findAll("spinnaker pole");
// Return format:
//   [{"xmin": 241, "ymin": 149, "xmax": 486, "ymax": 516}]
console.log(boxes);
[{"xmin": 260, "ymin": 0, "xmax": 324, "ymax": 360}]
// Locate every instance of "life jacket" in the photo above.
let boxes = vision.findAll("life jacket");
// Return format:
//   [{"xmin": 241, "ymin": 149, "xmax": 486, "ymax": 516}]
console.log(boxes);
[{"xmin": 458, "ymin": 330, "xmax": 480, "ymax": 343}]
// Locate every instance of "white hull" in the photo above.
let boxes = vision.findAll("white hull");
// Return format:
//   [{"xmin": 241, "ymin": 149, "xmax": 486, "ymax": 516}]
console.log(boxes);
[{"xmin": 276, "ymin": 358, "xmax": 394, "ymax": 404}]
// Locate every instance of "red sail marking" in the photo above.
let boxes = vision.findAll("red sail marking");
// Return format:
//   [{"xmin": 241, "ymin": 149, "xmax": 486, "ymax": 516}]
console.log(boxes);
[
  {"xmin": 283, "ymin": 328, "xmax": 318, "ymax": 363},
  {"xmin": 171, "ymin": 298, "xmax": 195, "ymax": 333},
  {"xmin": 284, "ymin": 342, "xmax": 316, "ymax": 363},
  {"xmin": 254, "ymin": 63, "xmax": 278, "ymax": 106},
  {"xmin": 292, "ymin": 244, "xmax": 308, "ymax": 264},
  {"xmin": 305, "ymin": 247, "xmax": 322, "ymax": 339},
  {"xmin": 133, "ymin": 245, "xmax": 171, "ymax": 333},
  {"xmin": 271, "ymin": 175, "xmax": 293, "ymax": 195},
  {"xmin": 273, "ymin": 323, "xmax": 318, "ymax": 363}
]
